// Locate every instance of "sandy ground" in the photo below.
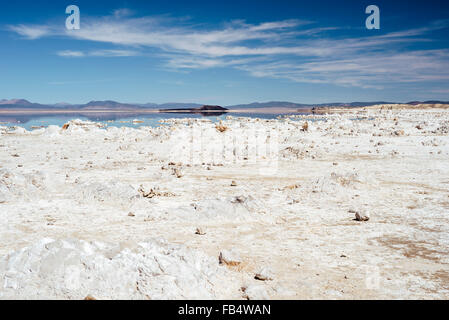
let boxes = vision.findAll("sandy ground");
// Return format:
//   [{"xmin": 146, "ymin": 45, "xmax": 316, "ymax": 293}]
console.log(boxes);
[{"xmin": 0, "ymin": 107, "xmax": 448, "ymax": 299}]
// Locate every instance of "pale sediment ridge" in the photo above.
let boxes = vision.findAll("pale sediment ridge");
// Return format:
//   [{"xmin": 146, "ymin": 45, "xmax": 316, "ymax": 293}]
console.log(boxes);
[
  {"xmin": 309, "ymin": 103, "xmax": 449, "ymax": 114},
  {"xmin": 0, "ymin": 107, "xmax": 449, "ymax": 299}
]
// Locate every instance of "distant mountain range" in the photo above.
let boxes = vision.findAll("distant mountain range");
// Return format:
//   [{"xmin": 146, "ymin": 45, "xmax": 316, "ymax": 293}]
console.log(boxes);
[
  {"xmin": 1, "ymin": 99, "xmax": 448, "ymax": 111},
  {"xmin": 0, "ymin": 99, "xmax": 204, "ymax": 110}
]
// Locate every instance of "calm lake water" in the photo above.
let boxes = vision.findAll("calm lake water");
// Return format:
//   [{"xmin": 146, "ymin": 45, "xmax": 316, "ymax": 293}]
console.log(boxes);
[{"xmin": 0, "ymin": 112, "xmax": 306, "ymax": 131}]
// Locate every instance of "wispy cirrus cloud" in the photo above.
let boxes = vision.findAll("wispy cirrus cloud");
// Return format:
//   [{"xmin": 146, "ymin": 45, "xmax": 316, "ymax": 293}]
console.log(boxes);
[
  {"xmin": 8, "ymin": 24, "xmax": 53, "ymax": 39},
  {"xmin": 7, "ymin": 10, "xmax": 449, "ymax": 90},
  {"xmin": 47, "ymin": 78, "xmax": 116, "ymax": 85},
  {"xmin": 60, "ymin": 17, "xmax": 318, "ymax": 58},
  {"xmin": 237, "ymin": 49, "xmax": 449, "ymax": 89},
  {"xmin": 57, "ymin": 49, "xmax": 139, "ymax": 57},
  {"xmin": 113, "ymin": 8, "xmax": 135, "ymax": 18},
  {"xmin": 57, "ymin": 50, "xmax": 85, "ymax": 57}
]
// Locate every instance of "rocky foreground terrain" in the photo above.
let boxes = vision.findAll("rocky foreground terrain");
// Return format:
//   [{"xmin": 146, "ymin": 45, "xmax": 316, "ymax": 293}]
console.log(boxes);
[{"xmin": 0, "ymin": 107, "xmax": 448, "ymax": 299}]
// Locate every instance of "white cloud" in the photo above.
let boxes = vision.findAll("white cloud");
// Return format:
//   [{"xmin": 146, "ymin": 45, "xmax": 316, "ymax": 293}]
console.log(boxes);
[
  {"xmin": 89, "ymin": 49, "xmax": 139, "ymax": 57},
  {"xmin": 8, "ymin": 24, "xmax": 53, "ymax": 39},
  {"xmin": 57, "ymin": 50, "xmax": 85, "ymax": 57},
  {"xmin": 237, "ymin": 49, "xmax": 449, "ymax": 89},
  {"xmin": 7, "ymin": 12, "xmax": 449, "ymax": 91},
  {"xmin": 59, "ymin": 17, "xmax": 322, "ymax": 58},
  {"xmin": 57, "ymin": 49, "xmax": 139, "ymax": 58},
  {"xmin": 113, "ymin": 8, "xmax": 134, "ymax": 18}
]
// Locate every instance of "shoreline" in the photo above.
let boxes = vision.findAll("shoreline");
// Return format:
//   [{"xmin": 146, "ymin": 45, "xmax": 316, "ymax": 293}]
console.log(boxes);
[
  {"xmin": 1, "ymin": 104, "xmax": 449, "ymax": 116},
  {"xmin": 0, "ymin": 107, "xmax": 304, "ymax": 115},
  {"xmin": 308, "ymin": 103, "xmax": 449, "ymax": 114}
]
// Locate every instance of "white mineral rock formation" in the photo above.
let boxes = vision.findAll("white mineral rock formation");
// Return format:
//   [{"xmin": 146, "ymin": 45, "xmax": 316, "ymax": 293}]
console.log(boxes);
[
  {"xmin": 0, "ymin": 108, "xmax": 448, "ymax": 299},
  {"xmin": 254, "ymin": 267, "xmax": 274, "ymax": 281},
  {"xmin": 0, "ymin": 238, "xmax": 242, "ymax": 300},
  {"xmin": 219, "ymin": 250, "xmax": 242, "ymax": 266}
]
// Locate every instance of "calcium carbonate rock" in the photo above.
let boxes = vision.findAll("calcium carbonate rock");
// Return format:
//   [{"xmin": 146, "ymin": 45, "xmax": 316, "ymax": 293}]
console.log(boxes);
[
  {"xmin": 75, "ymin": 180, "xmax": 140, "ymax": 206},
  {"xmin": 242, "ymin": 285, "xmax": 270, "ymax": 300},
  {"xmin": 195, "ymin": 227, "xmax": 206, "ymax": 235},
  {"xmin": 178, "ymin": 198, "xmax": 257, "ymax": 221},
  {"xmin": 355, "ymin": 211, "xmax": 370, "ymax": 221},
  {"xmin": 0, "ymin": 238, "xmax": 242, "ymax": 300},
  {"xmin": 219, "ymin": 249, "xmax": 242, "ymax": 266},
  {"xmin": 0, "ymin": 190, "xmax": 6, "ymax": 203},
  {"xmin": 349, "ymin": 209, "xmax": 370, "ymax": 221},
  {"xmin": 10, "ymin": 127, "xmax": 28, "ymax": 135},
  {"xmin": 254, "ymin": 267, "xmax": 274, "ymax": 281},
  {"xmin": 42, "ymin": 125, "xmax": 61, "ymax": 137},
  {"xmin": 0, "ymin": 169, "xmax": 47, "ymax": 200}
]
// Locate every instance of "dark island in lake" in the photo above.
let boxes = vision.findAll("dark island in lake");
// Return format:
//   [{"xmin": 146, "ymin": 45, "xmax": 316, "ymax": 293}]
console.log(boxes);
[{"xmin": 159, "ymin": 105, "xmax": 228, "ymax": 116}]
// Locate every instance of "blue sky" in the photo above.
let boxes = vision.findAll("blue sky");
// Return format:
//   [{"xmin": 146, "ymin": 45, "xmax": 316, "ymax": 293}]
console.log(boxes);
[{"xmin": 1, "ymin": 0, "xmax": 449, "ymax": 105}]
